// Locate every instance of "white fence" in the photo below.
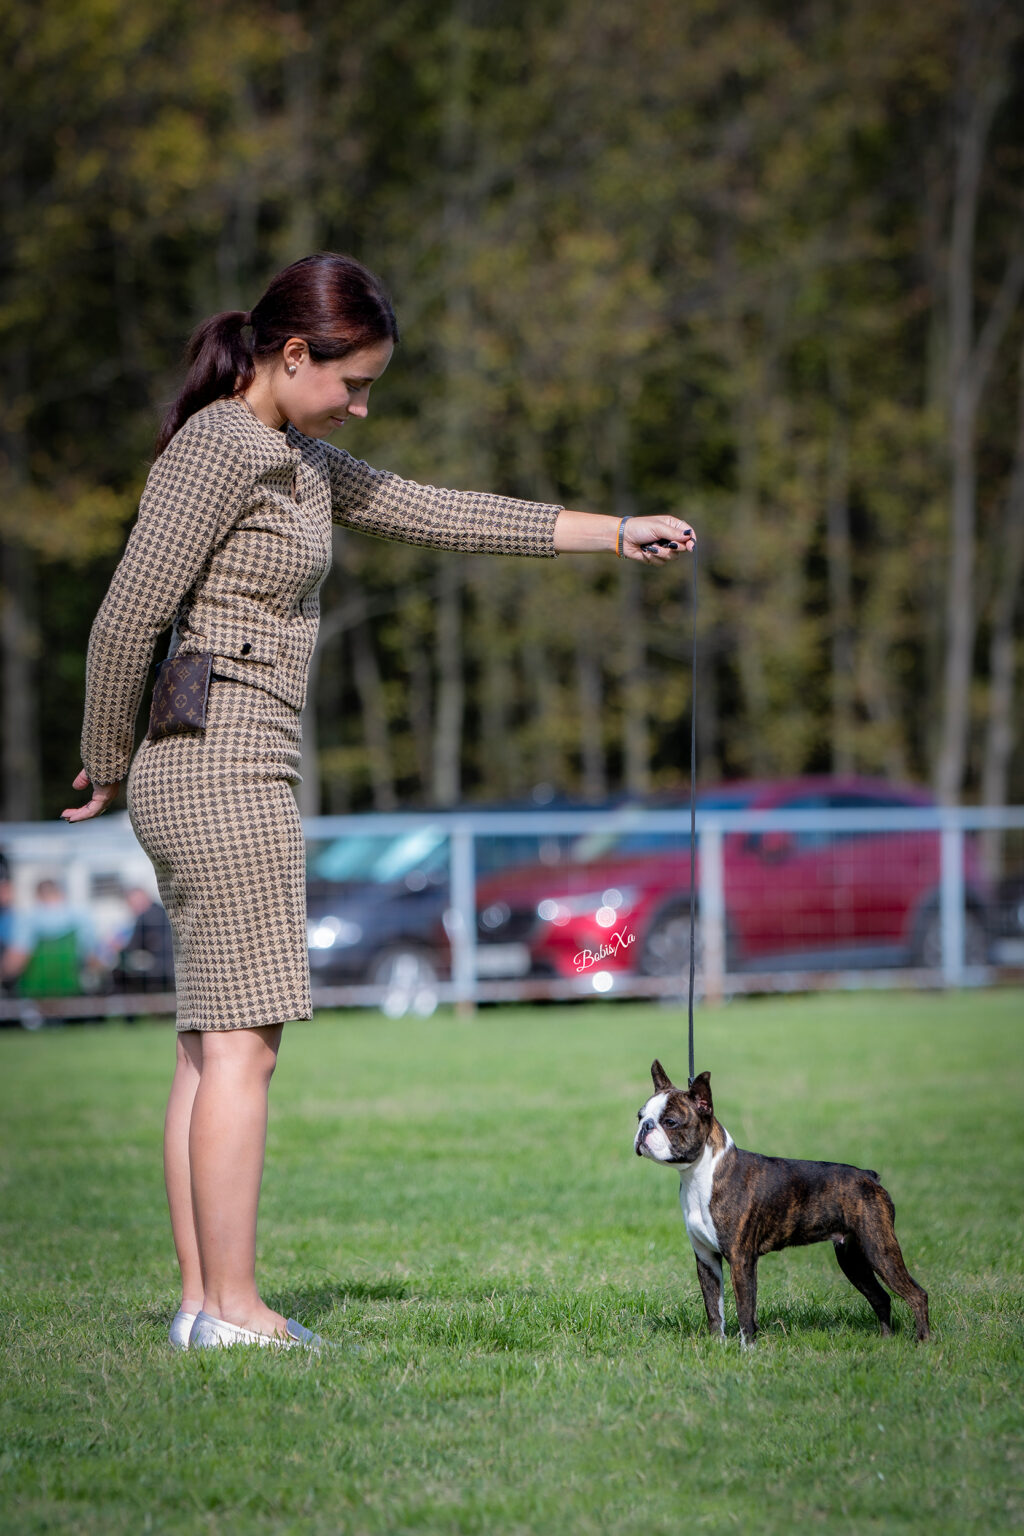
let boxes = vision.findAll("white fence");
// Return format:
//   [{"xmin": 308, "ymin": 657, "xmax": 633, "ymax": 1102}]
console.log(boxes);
[{"xmin": 2, "ymin": 804, "xmax": 1023, "ymax": 1022}]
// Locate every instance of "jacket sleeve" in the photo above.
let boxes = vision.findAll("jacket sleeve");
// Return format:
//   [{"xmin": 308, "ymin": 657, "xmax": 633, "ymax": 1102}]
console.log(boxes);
[
  {"xmin": 324, "ymin": 446, "xmax": 561, "ymax": 558},
  {"xmin": 80, "ymin": 417, "xmax": 252, "ymax": 785}
]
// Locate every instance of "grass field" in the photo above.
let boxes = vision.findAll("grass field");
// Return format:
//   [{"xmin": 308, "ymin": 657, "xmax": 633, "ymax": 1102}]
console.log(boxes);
[{"xmin": 0, "ymin": 990, "xmax": 1022, "ymax": 1535}]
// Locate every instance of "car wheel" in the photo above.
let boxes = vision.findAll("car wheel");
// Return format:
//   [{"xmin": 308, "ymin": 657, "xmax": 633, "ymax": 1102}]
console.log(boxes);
[
  {"xmin": 370, "ymin": 948, "xmax": 440, "ymax": 1018},
  {"xmin": 913, "ymin": 908, "xmax": 990, "ymax": 968},
  {"xmin": 640, "ymin": 905, "xmax": 704, "ymax": 979}
]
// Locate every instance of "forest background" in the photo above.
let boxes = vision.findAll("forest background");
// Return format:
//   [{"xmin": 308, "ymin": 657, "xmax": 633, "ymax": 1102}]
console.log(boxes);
[{"xmin": 1, "ymin": 0, "xmax": 1023, "ymax": 823}]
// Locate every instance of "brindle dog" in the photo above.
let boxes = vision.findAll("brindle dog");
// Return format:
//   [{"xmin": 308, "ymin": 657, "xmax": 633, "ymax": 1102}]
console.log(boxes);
[{"xmin": 634, "ymin": 1061, "xmax": 930, "ymax": 1344}]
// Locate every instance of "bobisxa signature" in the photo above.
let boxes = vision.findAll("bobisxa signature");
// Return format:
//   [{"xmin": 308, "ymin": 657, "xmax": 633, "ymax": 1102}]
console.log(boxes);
[{"xmin": 573, "ymin": 928, "xmax": 636, "ymax": 972}]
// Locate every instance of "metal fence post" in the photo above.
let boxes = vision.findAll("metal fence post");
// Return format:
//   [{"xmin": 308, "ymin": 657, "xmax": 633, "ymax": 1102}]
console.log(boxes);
[
  {"xmin": 700, "ymin": 821, "xmax": 726, "ymax": 1005},
  {"xmin": 449, "ymin": 821, "xmax": 477, "ymax": 1016},
  {"xmin": 940, "ymin": 816, "xmax": 965, "ymax": 988}
]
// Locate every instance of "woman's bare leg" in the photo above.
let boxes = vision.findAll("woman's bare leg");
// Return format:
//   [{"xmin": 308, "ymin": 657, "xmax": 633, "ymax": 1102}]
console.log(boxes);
[
  {"xmin": 163, "ymin": 1031, "xmax": 205, "ymax": 1314},
  {"xmin": 188, "ymin": 1023, "xmax": 286, "ymax": 1335}
]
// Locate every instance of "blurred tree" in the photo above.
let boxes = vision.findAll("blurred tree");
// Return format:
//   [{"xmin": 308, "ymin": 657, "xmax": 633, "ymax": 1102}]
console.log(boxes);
[{"xmin": 1, "ymin": 0, "xmax": 1021, "ymax": 818}]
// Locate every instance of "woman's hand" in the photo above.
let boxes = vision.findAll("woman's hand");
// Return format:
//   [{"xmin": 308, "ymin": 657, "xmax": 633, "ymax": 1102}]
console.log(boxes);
[
  {"xmin": 553, "ymin": 510, "xmax": 696, "ymax": 560},
  {"xmin": 618, "ymin": 514, "xmax": 696, "ymax": 562},
  {"xmin": 61, "ymin": 770, "xmax": 121, "ymax": 823}
]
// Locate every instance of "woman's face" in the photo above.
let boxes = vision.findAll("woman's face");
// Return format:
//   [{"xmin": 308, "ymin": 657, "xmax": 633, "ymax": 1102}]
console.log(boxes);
[{"xmin": 279, "ymin": 338, "xmax": 394, "ymax": 438}]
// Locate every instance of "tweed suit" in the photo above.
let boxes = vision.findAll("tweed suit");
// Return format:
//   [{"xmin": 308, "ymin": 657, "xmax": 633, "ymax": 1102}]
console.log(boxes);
[{"xmin": 81, "ymin": 398, "xmax": 561, "ymax": 1030}]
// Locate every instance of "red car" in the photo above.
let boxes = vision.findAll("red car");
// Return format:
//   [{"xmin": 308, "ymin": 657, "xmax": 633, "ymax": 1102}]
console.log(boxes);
[{"xmin": 470, "ymin": 777, "xmax": 991, "ymax": 984}]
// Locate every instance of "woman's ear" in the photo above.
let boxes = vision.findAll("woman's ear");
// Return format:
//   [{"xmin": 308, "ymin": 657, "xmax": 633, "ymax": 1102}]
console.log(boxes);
[{"xmin": 281, "ymin": 336, "xmax": 309, "ymax": 371}]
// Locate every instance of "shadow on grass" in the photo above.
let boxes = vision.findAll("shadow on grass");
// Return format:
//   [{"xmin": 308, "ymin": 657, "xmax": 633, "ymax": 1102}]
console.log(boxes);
[
  {"xmin": 137, "ymin": 1277, "xmax": 909, "ymax": 1351},
  {"xmin": 752, "ymin": 1295, "xmax": 906, "ymax": 1341},
  {"xmin": 261, "ymin": 1279, "xmax": 903, "ymax": 1352}
]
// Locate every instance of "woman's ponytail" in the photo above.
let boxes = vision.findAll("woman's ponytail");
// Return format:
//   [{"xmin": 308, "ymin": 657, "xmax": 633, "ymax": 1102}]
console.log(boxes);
[
  {"xmin": 156, "ymin": 311, "xmax": 254, "ymax": 454},
  {"xmin": 155, "ymin": 255, "xmax": 399, "ymax": 455}
]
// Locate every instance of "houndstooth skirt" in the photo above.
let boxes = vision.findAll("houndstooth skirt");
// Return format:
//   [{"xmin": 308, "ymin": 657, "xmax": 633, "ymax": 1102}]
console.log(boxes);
[{"xmin": 127, "ymin": 678, "xmax": 312, "ymax": 1031}]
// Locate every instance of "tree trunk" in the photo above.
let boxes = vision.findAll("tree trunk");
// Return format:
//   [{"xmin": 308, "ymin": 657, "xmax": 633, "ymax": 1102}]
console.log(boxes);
[
  {"xmin": 431, "ymin": 562, "xmax": 463, "ymax": 805},
  {"xmin": 575, "ymin": 631, "xmax": 606, "ymax": 801},
  {"xmin": 352, "ymin": 618, "xmax": 397, "ymax": 811},
  {"xmin": 522, "ymin": 633, "xmax": 560, "ymax": 793},
  {"xmin": 856, "ymin": 633, "xmax": 910, "ymax": 783},
  {"xmin": 0, "ymin": 351, "xmax": 41, "ymax": 821},
  {"xmin": 609, "ymin": 410, "xmax": 650, "ymax": 794},
  {"xmin": 826, "ymin": 378, "xmax": 855, "ymax": 775},
  {"xmin": 935, "ymin": 17, "xmax": 1023, "ymax": 802},
  {"xmin": 980, "ymin": 336, "xmax": 1024, "ymax": 873},
  {"xmin": 398, "ymin": 600, "xmax": 434, "ymax": 795},
  {"xmin": 618, "ymin": 560, "xmax": 650, "ymax": 795},
  {"xmin": 732, "ymin": 390, "xmax": 770, "ymax": 776},
  {"xmin": 476, "ymin": 567, "xmax": 522, "ymax": 799},
  {"xmin": 0, "ymin": 536, "xmax": 40, "ymax": 821},
  {"xmin": 429, "ymin": 0, "xmax": 478, "ymax": 808},
  {"xmin": 280, "ymin": 15, "xmax": 318, "ymax": 258}
]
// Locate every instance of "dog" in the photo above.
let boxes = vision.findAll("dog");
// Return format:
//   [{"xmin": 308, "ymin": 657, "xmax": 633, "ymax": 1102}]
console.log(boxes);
[{"xmin": 634, "ymin": 1060, "xmax": 930, "ymax": 1345}]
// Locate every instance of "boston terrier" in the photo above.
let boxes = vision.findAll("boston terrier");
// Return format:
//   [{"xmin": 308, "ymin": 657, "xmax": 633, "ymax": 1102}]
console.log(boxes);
[{"xmin": 634, "ymin": 1060, "xmax": 930, "ymax": 1345}]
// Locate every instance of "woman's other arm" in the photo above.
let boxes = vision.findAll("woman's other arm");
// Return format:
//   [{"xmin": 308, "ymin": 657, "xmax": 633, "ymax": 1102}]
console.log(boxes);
[{"xmin": 74, "ymin": 418, "xmax": 251, "ymax": 802}]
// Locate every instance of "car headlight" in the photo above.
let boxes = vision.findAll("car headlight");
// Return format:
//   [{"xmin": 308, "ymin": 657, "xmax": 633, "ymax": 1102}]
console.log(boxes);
[
  {"xmin": 307, "ymin": 916, "xmax": 363, "ymax": 950},
  {"xmin": 480, "ymin": 901, "xmax": 512, "ymax": 932},
  {"xmin": 536, "ymin": 887, "xmax": 637, "ymax": 927}
]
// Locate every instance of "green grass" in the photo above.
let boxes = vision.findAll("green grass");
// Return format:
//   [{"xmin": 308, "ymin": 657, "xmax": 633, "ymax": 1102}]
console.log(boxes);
[{"xmin": 1, "ymin": 991, "xmax": 1022, "ymax": 1535}]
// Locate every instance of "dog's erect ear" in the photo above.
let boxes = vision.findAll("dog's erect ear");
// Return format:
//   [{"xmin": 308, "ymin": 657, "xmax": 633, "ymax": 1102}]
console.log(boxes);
[
  {"xmin": 650, "ymin": 1059, "xmax": 673, "ymax": 1093},
  {"xmin": 688, "ymin": 1071, "xmax": 713, "ymax": 1117}
]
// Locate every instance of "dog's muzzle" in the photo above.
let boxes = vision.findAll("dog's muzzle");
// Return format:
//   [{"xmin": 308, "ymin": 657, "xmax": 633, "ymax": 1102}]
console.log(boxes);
[{"xmin": 636, "ymin": 1118, "xmax": 658, "ymax": 1156}]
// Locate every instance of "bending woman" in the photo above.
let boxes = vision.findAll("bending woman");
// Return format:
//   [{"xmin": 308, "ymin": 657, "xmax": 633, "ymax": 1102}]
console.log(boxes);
[{"xmin": 64, "ymin": 252, "xmax": 696, "ymax": 1350}]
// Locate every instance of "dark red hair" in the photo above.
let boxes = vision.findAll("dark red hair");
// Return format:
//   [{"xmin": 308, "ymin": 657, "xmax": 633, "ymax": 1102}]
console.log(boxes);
[{"xmin": 156, "ymin": 253, "xmax": 399, "ymax": 453}]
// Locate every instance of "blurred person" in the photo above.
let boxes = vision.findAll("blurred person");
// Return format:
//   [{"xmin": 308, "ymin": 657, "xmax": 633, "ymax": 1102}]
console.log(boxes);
[
  {"xmin": 1, "ymin": 878, "xmax": 102, "ymax": 997},
  {"xmin": 62, "ymin": 251, "xmax": 697, "ymax": 1352},
  {"xmin": 0, "ymin": 854, "xmax": 13, "ymax": 973},
  {"xmin": 111, "ymin": 886, "xmax": 174, "ymax": 993}
]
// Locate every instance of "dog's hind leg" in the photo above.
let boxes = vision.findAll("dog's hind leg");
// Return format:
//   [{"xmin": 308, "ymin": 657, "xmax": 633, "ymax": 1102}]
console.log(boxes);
[
  {"xmin": 693, "ymin": 1249, "xmax": 726, "ymax": 1339},
  {"xmin": 856, "ymin": 1194, "xmax": 931, "ymax": 1342},
  {"xmin": 832, "ymin": 1234, "xmax": 893, "ymax": 1335}
]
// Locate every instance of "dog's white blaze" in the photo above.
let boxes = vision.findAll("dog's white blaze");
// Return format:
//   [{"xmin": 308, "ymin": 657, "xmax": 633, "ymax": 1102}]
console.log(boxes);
[
  {"xmin": 635, "ymin": 1093, "xmax": 672, "ymax": 1160},
  {"xmin": 641, "ymin": 1092, "xmax": 668, "ymax": 1123}
]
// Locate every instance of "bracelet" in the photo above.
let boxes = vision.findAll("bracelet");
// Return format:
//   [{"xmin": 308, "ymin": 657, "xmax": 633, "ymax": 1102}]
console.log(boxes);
[{"xmin": 616, "ymin": 515, "xmax": 631, "ymax": 558}]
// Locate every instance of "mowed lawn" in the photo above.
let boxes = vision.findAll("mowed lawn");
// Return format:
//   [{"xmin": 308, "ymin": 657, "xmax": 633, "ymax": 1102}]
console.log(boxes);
[{"xmin": 0, "ymin": 991, "xmax": 1021, "ymax": 1536}]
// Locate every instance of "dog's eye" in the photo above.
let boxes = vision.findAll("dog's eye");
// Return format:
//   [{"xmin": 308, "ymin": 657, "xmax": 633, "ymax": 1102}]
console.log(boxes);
[
  {"xmin": 637, "ymin": 1110, "xmax": 643, "ymax": 1122},
  {"xmin": 663, "ymin": 1117, "xmax": 680, "ymax": 1129}
]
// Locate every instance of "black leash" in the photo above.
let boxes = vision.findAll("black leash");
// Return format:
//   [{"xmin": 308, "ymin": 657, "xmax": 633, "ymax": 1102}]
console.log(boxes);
[
  {"xmin": 637, "ymin": 526, "xmax": 698, "ymax": 1085},
  {"xmin": 687, "ymin": 546, "xmax": 698, "ymax": 1087}
]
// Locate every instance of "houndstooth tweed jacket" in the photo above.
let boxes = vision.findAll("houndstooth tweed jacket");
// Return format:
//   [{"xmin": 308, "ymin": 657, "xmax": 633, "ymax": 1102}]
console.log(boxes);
[{"xmin": 81, "ymin": 397, "xmax": 561, "ymax": 786}]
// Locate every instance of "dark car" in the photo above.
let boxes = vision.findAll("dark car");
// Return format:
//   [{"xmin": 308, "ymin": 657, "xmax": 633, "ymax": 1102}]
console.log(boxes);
[
  {"xmin": 992, "ymin": 870, "xmax": 1024, "ymax": 961},
  {"xmin": 469, "ymin": 777, "xmax": 992, "ymax": 986},
  {"xmin": 306, "ymin": 827, "xmax": 450, "ymax": 993},
  {"xmin": 305, "ymin": 815, "xmax": 587, "ymax": 994}
]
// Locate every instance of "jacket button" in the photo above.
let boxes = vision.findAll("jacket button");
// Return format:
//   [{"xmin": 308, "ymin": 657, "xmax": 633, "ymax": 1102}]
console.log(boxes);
[{"xmin": 240, "ymin": 642, "xmax": 252, "ymax": 655}]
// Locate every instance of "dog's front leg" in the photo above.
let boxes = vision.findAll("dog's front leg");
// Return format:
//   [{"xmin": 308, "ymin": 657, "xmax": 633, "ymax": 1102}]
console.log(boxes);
[
  {"xmin": 729, "ymin": 1256, "xmax": 759, "ymax": 1348},
  {"xmin": 693, "ymin": 1247, "xmax": 726, "ymax": 1339}
]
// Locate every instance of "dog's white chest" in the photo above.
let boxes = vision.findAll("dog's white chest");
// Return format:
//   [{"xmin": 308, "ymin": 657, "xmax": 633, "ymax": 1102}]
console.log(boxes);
[{"xmin": 679, "ymin": 1137, "xmax": 731, "ymax": 1257}]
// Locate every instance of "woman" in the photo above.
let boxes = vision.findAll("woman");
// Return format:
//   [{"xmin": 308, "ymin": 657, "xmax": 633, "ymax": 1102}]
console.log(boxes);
[{"xmin": 63, "ymin": 253, "xmax": 696, "ymax": 1351}]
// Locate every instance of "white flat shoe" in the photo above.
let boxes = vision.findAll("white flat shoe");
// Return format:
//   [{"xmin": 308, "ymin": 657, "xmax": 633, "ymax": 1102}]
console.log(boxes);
[
  {"xmin": 188, "ymin": 1310, "xmax": 327, "ymax": 1351},
  {"xmin": 169, "ymin": 1309, "xmax": 198, "ymax": 1351}
]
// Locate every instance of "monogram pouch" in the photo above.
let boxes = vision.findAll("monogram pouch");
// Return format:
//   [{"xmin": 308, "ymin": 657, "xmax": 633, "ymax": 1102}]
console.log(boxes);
[{"xmin": 147, "ymin": 652, "xmax": 214, "ymax": 741}]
